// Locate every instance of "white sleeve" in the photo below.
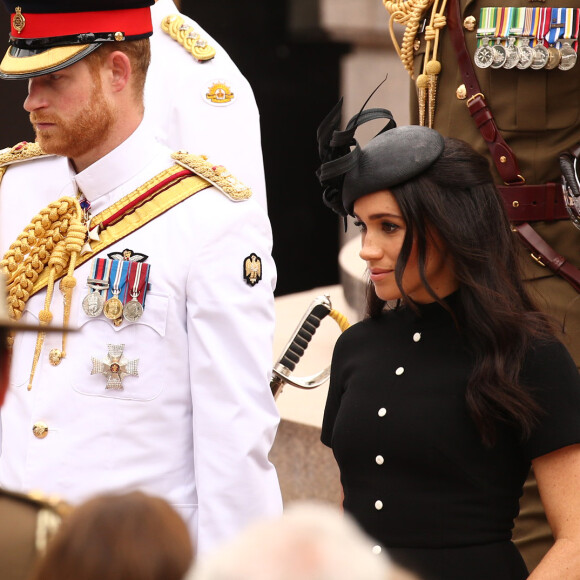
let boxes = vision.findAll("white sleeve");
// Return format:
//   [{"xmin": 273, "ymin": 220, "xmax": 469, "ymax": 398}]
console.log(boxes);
[{"xmin": 185, "ymin": 196, "xmax": 281, "ymax": 554}]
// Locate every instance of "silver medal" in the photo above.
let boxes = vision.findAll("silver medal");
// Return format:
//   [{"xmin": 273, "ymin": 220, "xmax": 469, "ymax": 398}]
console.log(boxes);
[
  {"xmin": 530, "ymin": 44, "xmax": 549, "ymax": 70},
  {"xmin": 83, "ymin": 290, "xmax": 105, "ymax": 317},
  {"xmin": 516, "ymin": 45, "xmax": 534, "ymax": 69},
  {"xmin": 503, "ymin": 38, "xmax": 521, "ymax": 69},
  {"xmin": 123, "ymin": 299, "xmax": 144, "ymax": 323},
  {"xmin": 559, "ymin": 43, "xmax": 577, "ymax": 71},
  {"xmin": 490, "ymin": 42, "xmax": 507, "ymax": 69},
  {"xmin": 474, "ymin": 38, "xmax": 494, "ymax": 68}
]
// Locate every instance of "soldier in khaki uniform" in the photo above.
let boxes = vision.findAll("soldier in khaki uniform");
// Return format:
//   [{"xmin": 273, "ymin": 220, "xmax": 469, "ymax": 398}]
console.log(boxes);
[
  {"xmin": 383, "ymin": 0, "xmax": 580, "ymax": 571},
  {"xmin": 0, "ymin": 274, "xmax": 69, "ymax": 580}
]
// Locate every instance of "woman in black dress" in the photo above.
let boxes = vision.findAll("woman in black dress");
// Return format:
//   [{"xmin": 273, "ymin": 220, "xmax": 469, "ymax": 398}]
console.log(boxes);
[{"xmin": 317, "ymin": 102, "xmax": 580, "ymax": 580}]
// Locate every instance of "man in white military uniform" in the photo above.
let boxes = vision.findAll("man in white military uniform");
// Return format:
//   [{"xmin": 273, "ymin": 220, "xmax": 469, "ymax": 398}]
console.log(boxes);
[
  {"xmin": 147, "ymin": 0, "xmax": 268, "ymax": 210},
  {"xmin": 0, "ymin": 0, "xmax": 281, "ymax": 555}
]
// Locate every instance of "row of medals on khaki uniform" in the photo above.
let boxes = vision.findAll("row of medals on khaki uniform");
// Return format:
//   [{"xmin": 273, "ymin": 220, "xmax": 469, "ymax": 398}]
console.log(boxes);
[{"xmin": 474, "ymin": 6, "xmax": 578, "ymax": 71}]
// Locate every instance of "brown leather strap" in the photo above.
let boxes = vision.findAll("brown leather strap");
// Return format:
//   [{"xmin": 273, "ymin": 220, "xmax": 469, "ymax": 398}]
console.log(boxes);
[
  {"xmin": 515, "ymin": 223, "xmax": 580, "ymax": 293},
  {"xmin": 498, "ymin": 183, "xmax": 569, "ymax": 222},
  {"xmin": 447, "ymin": 0, "xmax": 523, "ymax": 184}
]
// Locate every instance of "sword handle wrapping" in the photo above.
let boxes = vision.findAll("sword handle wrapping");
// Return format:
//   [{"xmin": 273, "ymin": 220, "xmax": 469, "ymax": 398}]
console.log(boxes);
[{"xmin": 279, "ymin": 303, "xmax": 331, "ymax": 371}]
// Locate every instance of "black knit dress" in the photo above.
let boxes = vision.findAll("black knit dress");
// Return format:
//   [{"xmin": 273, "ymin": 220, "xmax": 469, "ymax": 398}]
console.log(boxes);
[{"xmin": 321, "ymin": 294, "xmax": 580, "ymax": 580}]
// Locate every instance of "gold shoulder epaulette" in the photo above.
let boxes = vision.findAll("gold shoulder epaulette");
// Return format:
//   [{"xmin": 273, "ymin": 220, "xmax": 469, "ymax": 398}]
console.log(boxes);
[
  {"xmin": 0, "ymin": 141, "xmax": 50, "ymax": 168},
  {"xmin": 161, "ymin": 14, "xmax": 216, "ymax": 62},
  {"xmin": 172, "ymin": 152, "xmax": 252, "ymax": 202}
]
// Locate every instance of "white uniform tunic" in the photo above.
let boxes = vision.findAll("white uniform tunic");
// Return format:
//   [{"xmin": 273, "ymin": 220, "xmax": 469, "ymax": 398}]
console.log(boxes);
[
  {"xmin": 0, "ymin": 123, "xmax": 282, "ymax": 554},
  {"xmin": 146, "ymin": 0, "xmax": 268, "ymax": 210}
]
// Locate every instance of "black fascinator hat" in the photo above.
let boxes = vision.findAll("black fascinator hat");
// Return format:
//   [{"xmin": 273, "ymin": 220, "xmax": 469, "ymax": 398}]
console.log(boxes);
[{"xmin": 316, "ymin": 97, "xmax": 445, "ymax": 217}]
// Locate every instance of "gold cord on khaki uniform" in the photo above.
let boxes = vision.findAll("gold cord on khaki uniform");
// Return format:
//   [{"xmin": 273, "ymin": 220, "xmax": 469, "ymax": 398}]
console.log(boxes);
[
  {"xmin": 1, "ymin": 197, "xmax": 85, "ymax": 390},
  {"xmin": 383, "ymin": 0, "xmax": 447, "ymax": 127}
]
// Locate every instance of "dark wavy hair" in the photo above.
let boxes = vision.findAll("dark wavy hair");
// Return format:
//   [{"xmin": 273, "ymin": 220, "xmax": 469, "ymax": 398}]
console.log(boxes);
[{"xmin": 365, "ymin": 137, "xmax": 554, "ymax": 446}]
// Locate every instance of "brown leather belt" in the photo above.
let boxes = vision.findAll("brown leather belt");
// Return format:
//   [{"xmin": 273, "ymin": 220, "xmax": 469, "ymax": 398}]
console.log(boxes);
[
  {"xmin": 498, "ymin": 183, "xmax": 569, "ymax": 222},
  {"xmin": 447, "ymin": 0, "xmax": 580, "ymax": 291},
  {"xmin": 515, "ymin": 223, "xmax": 580, "ymax": 293}
]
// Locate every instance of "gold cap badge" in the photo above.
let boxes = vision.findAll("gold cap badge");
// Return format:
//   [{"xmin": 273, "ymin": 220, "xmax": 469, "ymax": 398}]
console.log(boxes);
[{"xmin": 13, "ymin": 7, "xmax": 25, "ymax": 34}]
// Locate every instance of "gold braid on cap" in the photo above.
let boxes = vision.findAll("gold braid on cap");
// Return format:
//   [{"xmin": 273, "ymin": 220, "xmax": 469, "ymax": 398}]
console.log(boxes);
[
  {"xmin": 1, "ymin": 197, "xmax": 85, "ymax": 390},
  {"xmin": 383, "ymin": 0, "xmax": 447, "ymax": 128},
  {"xmin": 161, "ymin": 15, "xmax": 216, "ymax": 62}
]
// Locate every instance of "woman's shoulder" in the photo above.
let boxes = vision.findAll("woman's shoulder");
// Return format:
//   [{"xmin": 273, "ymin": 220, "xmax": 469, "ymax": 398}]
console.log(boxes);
[
  {"xmin": 524, "ymin": 337, "xmax": 577, "ymax": 372},
  {"xmin": 520, "ymin": 336, "xmax": 580, "ymax": 394}
]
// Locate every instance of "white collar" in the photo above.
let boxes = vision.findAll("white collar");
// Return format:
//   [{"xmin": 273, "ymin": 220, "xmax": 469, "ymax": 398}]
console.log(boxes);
[{"xmin": 74, "ymin": 122, "xmax": 166, "ymax": 205}]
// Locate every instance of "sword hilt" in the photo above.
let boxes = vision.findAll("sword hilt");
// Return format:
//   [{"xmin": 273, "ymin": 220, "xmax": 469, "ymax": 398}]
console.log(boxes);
[{"xmin": 271, "ymin": 295, "xmax": 333, "ymax": 399}]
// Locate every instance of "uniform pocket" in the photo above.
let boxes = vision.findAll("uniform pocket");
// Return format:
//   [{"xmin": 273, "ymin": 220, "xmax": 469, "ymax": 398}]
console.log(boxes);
[{"xmin": 71, "ymin": 291, "xmax": 170, "ymax": 401}]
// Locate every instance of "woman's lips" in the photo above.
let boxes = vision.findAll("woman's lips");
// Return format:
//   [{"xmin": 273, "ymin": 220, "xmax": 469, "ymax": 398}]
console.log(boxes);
[{"xmin": 369, "ymin": 268, "xmax": 393, "ymax": 282}]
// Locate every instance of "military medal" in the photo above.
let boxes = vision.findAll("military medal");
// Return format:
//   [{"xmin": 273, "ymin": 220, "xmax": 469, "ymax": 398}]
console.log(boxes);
[
  {"xmin": 503, "ymin": 37, "xmax": 521, "ymax": 69},
  {"xmin": 558, "ymin": 8, "xmax": 578, "ymax": 71},
  {"xmin": 490, "ymin": 7, "xmax": 509, "ymax": 69},
  {"xmin": 531, "ymin": 43, "xmax": 549, "ymax": 69},
  {"xmin": 103, "ymin": 259, "xmax": 129, "ymax": 322},
  {"xmin": 82, "ymin": 286, "xmax": 106, "ymax": 317},
  {"xmin": 474, "ymin": 36, "xmax": 494, "ymax": 68},
  {"xmin": 490, "ymin": 40, "xmax": 507, "ymax": 69},
  {"xmin": 474, "ymin": 10, "xmax": 495, "ymax": 69},
  {"xmin": 559, "ymin": 42, "xmax": 577, "ymax": 70},
  {"xmin": 91, "ymin": 344, "xmax": 139, "ymax": 390},
  {"xmin": 123, "ymin": 262, "xmax": 145, "ymax": 323},
  {"xmin": 544, "ymin": 7, "xmax": 562, "ymax": 71},
  {"xmin": 83, "ymin": 259, "xmax": 111, "ymax": 317},
  {"xmin": 530, "ymin": 6, "xmax": 550, "ymax": 70},
  {"xmin": 516, "ymin": 7, "xmax": 534, "ymax": 70},
  {"xmin": 516, "ymin": 42, "xmax": 534, "ymax": 69}
]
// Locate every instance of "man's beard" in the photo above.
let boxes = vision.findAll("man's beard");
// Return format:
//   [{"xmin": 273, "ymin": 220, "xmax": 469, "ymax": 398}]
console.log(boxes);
[{"xmin": 30, "ymin": 81, "xmax": 114, "ymax": 160}]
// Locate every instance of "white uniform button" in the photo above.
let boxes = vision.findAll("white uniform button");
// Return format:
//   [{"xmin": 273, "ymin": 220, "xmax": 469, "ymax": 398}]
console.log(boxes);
[
  {"xmin": 375, "ymin": 455, "xmax": 384, "ymax": 465},
  {"xmin": 375, "ymin": 500, "xmax": 383, "ymax": 510},
  {"xmin": 372, "ymin": 545, "xmax": 382, "ymax": 555},
  {"xmin": 395, "ymin": 366, "xmax": 405, "ymax": 376},
  {"xmin": 413, "ymin": 332, "xmax": 421, "ymax": 342},
  {"xmin": 32, "ymin": 421, "xmax": 49, "ymax": 439},
  {"xmin": 378, "ymin": 408, "xmax": 387, "ymax": 417}
]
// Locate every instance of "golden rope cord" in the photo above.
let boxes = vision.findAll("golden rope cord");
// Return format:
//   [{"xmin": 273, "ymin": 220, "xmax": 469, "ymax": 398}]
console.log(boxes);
[
  {"xmin": 329, "ymin": 308, "xmax": 351, "ymax": 333},
  {"xmin": 0, "ymin": 196, "xmax": 85, "ymax": 389},
  {"xmin": 383, "ymin": 0, "xmax": 435, "ymax": 77},
  {"xmin": 383, "ymin": 0, "xmax": 447, "ymax": 128}
]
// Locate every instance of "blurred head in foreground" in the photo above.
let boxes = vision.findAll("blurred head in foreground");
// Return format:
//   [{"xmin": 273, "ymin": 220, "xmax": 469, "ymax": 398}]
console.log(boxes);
[
  {"xmin": 188, "ymin": 501, "xmax": 417, "ymax": 580},
  {"xmin": 29, "ymin": 490, "xmax": 193, "ymax": 580}
]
